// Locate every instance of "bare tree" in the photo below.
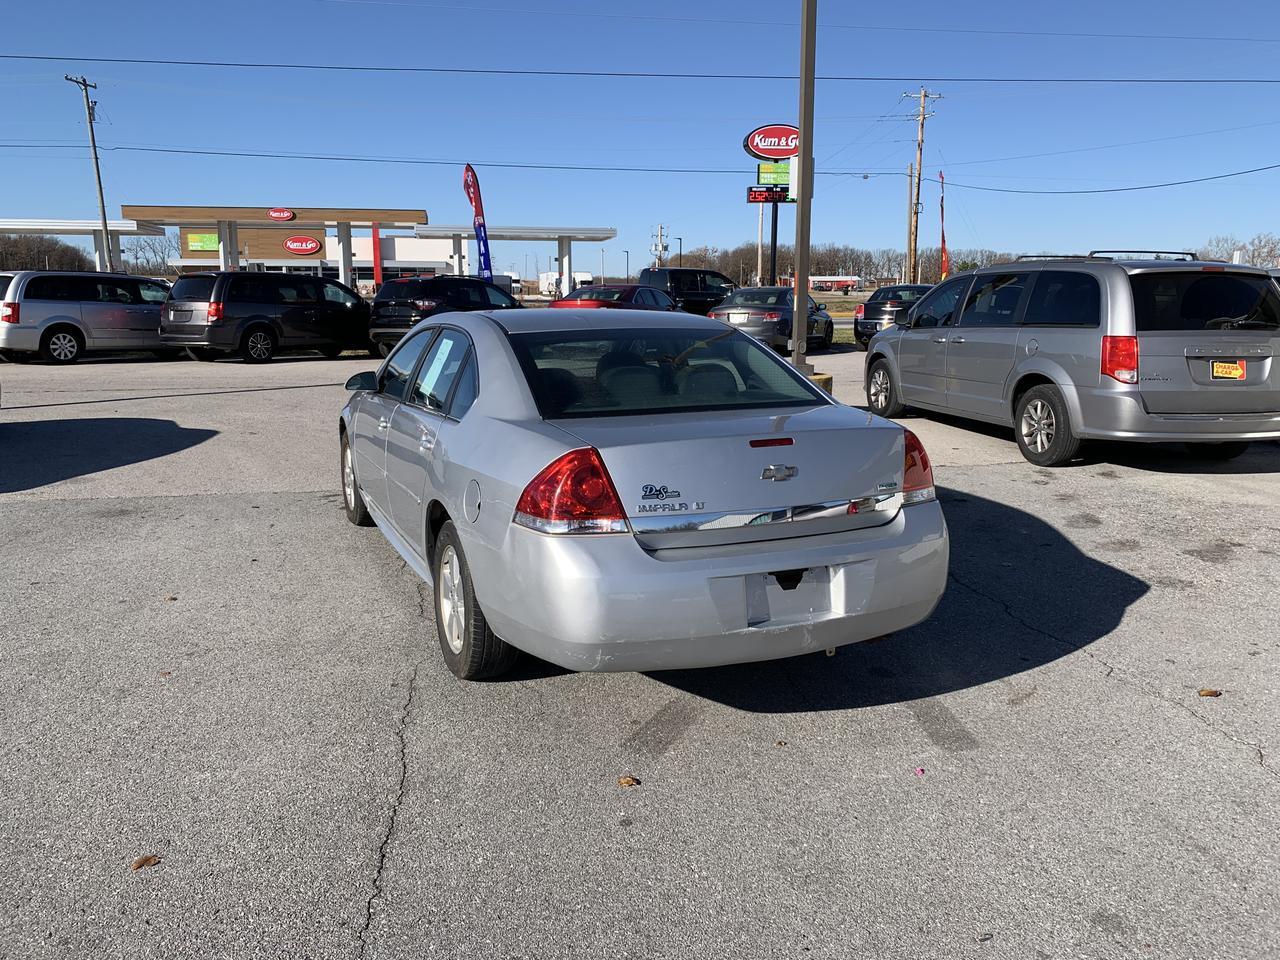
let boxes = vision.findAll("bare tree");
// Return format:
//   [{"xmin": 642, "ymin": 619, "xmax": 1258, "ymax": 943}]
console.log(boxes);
[
  {"xmin": 0, "ymin": 235, "xmax": 93, "ymax": 271},
  {"xmin": 122, "ymin": 231, "xmax": 182, "ymax": 277}
]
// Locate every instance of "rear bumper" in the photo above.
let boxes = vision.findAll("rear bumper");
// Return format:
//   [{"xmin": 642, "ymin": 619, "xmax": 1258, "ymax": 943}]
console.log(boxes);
[
  {"xmin": 1077, "ymin": 389, "xmax": 1280, "ymax": 441},
  {"xmin": 0, "ymin": 325, "xmax": 40, "ymax": 352},
  {"xmin": 370, "ymin": 325, "xmax": 412, "ymax": 346},
  {"xmin": 855, "ymin": 321, "xmax": 888, "ymax": 344},
  {"xmin": 159, "ymin": 322, "xmax": 238, "ymax": 351},
  {"xmin": 473, "ymin": 501, "xmax": 949, "ymax": 672}
]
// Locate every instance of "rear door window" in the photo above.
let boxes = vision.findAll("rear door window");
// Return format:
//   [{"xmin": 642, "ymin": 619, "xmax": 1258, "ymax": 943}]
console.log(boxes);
[
  {"xmin": 323, "ymin": 281, "xmax": 361, "ymax": 308},
  {"xmin": 482, "ymin": 283, "xmax": 517, "ymax": 308},
  {"xmin": 277, "ymin": 277, "xmax": 320, "ymax": 305},
  {"xmin": 1023, "ymin": 271, "xmax": 1100, "ymax": 327},
  {"xmin": 228, "ymin": 274, "xmax": 284, "ymax": 304},
  {"xmin": 169, "ymin": 276, "xmax": 216, "ymax": 302},
  {"xmin": 410, "ymin": 329, "xmax": 470, "ymax": 412},
  {"xmin": 958, "ymin": 273, "xmax": 1031, "ymax": 327},
  {"xmin": 86, "ymin": 278, "xmax": 141, "ymax": 304},
  {"xmin": 1130, "ymin": 271, "xmax": 1280, "ymax": 332}
]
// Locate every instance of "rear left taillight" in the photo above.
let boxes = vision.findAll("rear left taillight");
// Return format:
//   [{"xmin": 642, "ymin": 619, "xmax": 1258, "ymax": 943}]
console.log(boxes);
[
  {"xmin": 206, "ymin": 301, "xmax": 224, "ymax": 323},
  {"xmin": 764, "ymin": 311, "xmax": 781, "ymax": 321},
  {"xmin": 413, "ymin": 298, "xmax": 439, "ymax": 312},
  {"xmin": 0, "ymin": 302, "xmax": 18, "ymax": 324},
  {"xmin": 902, "ymin": 429, "xmax": 935, "ymax": 505},
  {"xmin": 1101, "ymin": 335, "xmax": 1138, "ymax": 384},
  {"xmin": 854, "ymin": 303, "xmax": 864, "ymax": 320},
  {"xmin": 514, "ymin": 447, "xmax": 628, "ymax": 535}
]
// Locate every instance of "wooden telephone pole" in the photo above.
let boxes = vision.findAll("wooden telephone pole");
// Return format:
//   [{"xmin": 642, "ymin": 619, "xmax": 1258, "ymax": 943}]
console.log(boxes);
[{"xmin": 905, "ymin": 87, "xmax": 942, "ymax": 284}]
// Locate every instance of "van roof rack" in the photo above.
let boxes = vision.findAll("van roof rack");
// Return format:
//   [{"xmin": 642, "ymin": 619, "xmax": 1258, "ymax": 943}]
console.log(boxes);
[
  {"xmin": 1087, "ymin": 250, "xmax": 1197, "ymax": 261},
  {"xmin": 1013, "ymin": 254, "xmax": 1096, "ymax": 261}
]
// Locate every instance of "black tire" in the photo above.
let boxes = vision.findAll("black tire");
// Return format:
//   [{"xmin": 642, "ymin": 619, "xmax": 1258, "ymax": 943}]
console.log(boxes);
[
  {"xmin": 340, "ymin": 432, "xmax": 375, "ymax": 526},
  {"xmin": 367, "ymin": 342, "xmax": 383, "ymax": 360},
  {"xmin": 318, "ymin": 342, "xmax": 344, "ymax": 360},
  {"xmin": 433, "ymin": 521, "xmax": 519, "ymax": 680},
  {"xmin": 1015, "ymin": 384, "xmax": 1081, "ymax": 467},
  {"xmin": 187, "ymin": 347, "xmax": 221, "ymax": 362},
  {"xmin": 39, "ymin": 327, "xmax": 83, "ymax": 364},
  {"xmin": 376, "ymin": 341, "xmax": 392, "ymax": 359},
  {"xmin": 1184, "ymin": 441, "xmax": 1250, "ymax": 461},
  {"xmin": 240, "ymin": 326, "xmax": 277, "ymax": 364},
  {"xmin": 866, "ymin": 359, "xmax": 904, "ymax": 418},
  {"xmin": 819, "ymin": 320, "xmax": 834, "ymax": 351}
]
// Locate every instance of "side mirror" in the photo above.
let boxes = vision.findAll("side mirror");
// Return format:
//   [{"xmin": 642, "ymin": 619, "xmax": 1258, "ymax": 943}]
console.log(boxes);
[
  {"xmin": 818, "ymin": 303, "xmax": 827, "ymax": 311},
  {"xmin": 345, "ymin": 370, "xmax": 378, "ymax": 392}
]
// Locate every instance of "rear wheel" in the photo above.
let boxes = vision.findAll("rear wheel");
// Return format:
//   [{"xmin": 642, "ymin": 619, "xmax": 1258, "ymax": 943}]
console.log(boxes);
[
  {"xmin": 376, "ymin": 341, "xmax": 392, "ymax": 359},
  {"xmin": 1184, "ymin": 441, "xmax": 1250, "ymax": 461},
  {"xmin": 433, "ymin": 521, "xmax": 519, "ymax": 680},
  {"xmin": 866, "ymin": 359, "xmax": 904, "ymax": 418},
  {"xmin": 819, "ymin": 320, "xmax": 834, "ymax": 351},
  {"xmin": 40, "ymin": 327, "xmax": 83, "ymax": 364},
  {"xmin": 241, "ymin": 327, "xmax": 277, "ymax": 363},
  {"xmin": 340, "ymin": 433, "xmax": 375, "ymax": 526},
  {"xmin": 318, "ymin": 342, "xmax": 344, "ymax": 359},
  {"xmin": 1015, "ymin": 385, "xmax": 1081, "ymax": 467}
]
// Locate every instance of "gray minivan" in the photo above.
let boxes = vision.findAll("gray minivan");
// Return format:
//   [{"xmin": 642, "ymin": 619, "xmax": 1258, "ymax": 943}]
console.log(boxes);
[
  {"xmin": 0, "ymin": 271, "xmax": 173, "ymax": 363},
  {"xmin": 864, "ymin": 254, "xmax": 1280, "ymax": 466}
]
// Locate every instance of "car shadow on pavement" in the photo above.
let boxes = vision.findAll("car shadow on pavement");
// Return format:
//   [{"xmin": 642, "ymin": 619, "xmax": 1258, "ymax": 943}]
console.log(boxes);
[
  {"xmin": 647, "ymin": 487, "xmax": 1150, "ymax": 713},
  {"xmin": 0, "ymin": 418, "xmax": 218, "ymax": 494}
]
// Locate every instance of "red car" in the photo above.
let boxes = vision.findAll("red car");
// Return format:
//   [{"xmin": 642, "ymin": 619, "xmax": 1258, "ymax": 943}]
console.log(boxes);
[{"xmin": 549, "ymin": 284, "xmax": 679, "ymax": 310}]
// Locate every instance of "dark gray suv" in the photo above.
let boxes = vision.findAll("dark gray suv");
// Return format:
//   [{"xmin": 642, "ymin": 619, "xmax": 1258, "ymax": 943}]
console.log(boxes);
[
  {"xmin": 160, "ymin": 272, "xmax": 370, "ymax": 363},
  {"xmin": 864, "ymin": 254, "xmax": 1280, "ymax": 465}
]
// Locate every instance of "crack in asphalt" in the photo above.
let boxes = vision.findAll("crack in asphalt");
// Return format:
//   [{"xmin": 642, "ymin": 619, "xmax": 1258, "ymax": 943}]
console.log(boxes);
[
  {"xmin": 946, "ymin": 571, "xmax": 1276, "ymax": 781},
  {"xmin": 356, "ymin": 635, "xmax": 426, "ymax": 959}
]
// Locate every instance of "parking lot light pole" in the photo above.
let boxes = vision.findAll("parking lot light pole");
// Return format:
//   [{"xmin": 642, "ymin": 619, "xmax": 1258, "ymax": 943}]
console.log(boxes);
[
  {"xmin": 676, "ymin": 237, "xmax": 683, "ymax": 266},
  {"xmin": 790, "ymin": 0, "xmax": 817, "ymax": 375},
  {"xmin": 624, "ymin": 249, "xmax": 630, "ymax": 282}
]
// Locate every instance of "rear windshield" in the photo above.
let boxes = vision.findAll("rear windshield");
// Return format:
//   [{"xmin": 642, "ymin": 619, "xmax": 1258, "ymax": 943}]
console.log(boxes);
[
  {"xmin": 1130, "ymin": 271, "xmax": 1280, "ymax": 332},
  {"xmin": 722, "ymin": 288, "xmax": 789, "ymax": 307},
  {"xmin": 567, "ymin": 286, "xmax": 628, "ymax": 302},
  {"xmin": 169, "ymin": 276, "xmax": 216, "ymax": 302},
  {"xmin": 870, "ymin": 286, "xmax": 928, "ymax": 303},
  {"xmin": 0, "ymin": 275, "xmax": 11, "ymax": 298},
  {"xmin": 376, "ymin": 278, "xmax": 435, "ymax": 301},
  {"xmin": 510, "ymin": 327, "xmax": 828, "ymax": 419}
]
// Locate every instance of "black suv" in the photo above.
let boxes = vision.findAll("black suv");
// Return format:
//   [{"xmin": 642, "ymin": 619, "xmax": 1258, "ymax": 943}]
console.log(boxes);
[
  {"xmin": 159, "ymin": 272, "xmax": 371, "ymax": 363},
  {"xmin": 636, "ymin": 267, "xmax": 735, "ymax": 315},
  {"xmin": 370, "ymin": 275, "xmax": 521, "ymax": 356}
]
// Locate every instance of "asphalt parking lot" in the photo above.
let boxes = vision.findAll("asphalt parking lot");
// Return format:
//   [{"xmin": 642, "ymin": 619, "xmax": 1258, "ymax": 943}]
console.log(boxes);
[{"xmin": 2, "ymin": 352, "xmax": 1277, "ymax": 959}]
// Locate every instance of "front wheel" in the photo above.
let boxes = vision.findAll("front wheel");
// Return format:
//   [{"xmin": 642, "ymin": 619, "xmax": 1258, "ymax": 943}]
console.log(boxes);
[
  {"xmin": 866, "ymin": 359, "xmax": 904, "ymax": 418},
  {"xmin": 1015, "ymin": 385, "xmax": 1081, "ymax": 467},
  {"xmin": 1184, "ymin": 441, "xmax": 1249, "ymax": 461},
  {"xmin": 819, "ymin": 321, "xmax": 834, "ymax": 351},
  {"xmin": 340, "ymin": 433, "xmax": 375, "ymax": 527},
  {"xmin": 241, "ymin": 327, "xmax": 277, "ymax": 363},
  {"xmin": 434, "ymin": 521, "xmax": 519, "ymax": 680}
]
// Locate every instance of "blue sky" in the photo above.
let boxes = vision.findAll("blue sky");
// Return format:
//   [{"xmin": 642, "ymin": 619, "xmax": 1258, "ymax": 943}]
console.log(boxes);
[{"xmin": 3, "ymin": 0, "xmax": 1279, "ymax": 277}]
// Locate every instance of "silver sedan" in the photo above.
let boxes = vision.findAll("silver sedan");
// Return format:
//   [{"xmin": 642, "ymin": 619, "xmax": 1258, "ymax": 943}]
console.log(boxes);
[{"xmin": 339, "ymin": 308, "xmax": 949, "ymax": 679}]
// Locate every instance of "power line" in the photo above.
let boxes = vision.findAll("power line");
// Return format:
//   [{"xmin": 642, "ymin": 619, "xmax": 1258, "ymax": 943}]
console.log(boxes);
[
  {"xmin": 3, "ymin": 53, "xmax": 1280, "ymax": 84},
  {"xmin": 924, "ymin": 163, "xmax": 1280, "ymax": 195},
  {"xmin": 304, "ymin": 0, "xmax": 1280, "ymax": 45}
]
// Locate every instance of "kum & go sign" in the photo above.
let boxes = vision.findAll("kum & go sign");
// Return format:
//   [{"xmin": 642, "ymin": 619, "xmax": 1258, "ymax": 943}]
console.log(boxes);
[{"xmin": 743, "ymin": 123, "xmax": 800, "ymax": 161}]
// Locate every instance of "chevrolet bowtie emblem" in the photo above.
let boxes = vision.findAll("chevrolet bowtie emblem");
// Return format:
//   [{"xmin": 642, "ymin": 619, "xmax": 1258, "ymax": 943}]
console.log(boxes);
[{"xmin": 760, "ymin": 464, "xmax": 798, "ymax": 481}]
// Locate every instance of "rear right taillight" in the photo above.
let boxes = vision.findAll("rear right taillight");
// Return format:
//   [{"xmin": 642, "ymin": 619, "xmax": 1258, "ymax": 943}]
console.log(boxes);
[
  {"xmin": 854, "ymin": 304, "xmax": 864, "ymax": 320},
  {"xmin": 413, "ymin": 298, "xmax": 439, "ymax": 312},
  {"xmin": 902, "ymin": 429, "xmax": 935, "ymax": 505},
  {"xmin": 0, "ymin": 302, "xmax": 18, "ymax": 324},
  {"xmin": 206, "ymin": 301, "xmax": 224, "ymax": 323},
  {"xmin": 1101, "ymin": 335, "xmax": 1138, "ymax": 384},
  {"xmin": 514, "ymin": 447, "xmax": 629, "ymax": 535}
]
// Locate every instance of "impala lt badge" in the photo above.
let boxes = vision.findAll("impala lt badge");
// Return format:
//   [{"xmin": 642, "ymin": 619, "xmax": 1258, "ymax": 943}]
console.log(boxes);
[{"xmin": 761, "ymin": 464, "xmax": 798, "ymax": 482}]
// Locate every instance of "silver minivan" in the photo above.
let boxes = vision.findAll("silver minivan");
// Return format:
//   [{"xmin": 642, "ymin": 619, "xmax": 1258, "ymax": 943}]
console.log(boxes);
[
  {"xmin": 864, "ymin": 254, "xmax": 1280, "ymax": 465},
  {"xmin": 0, "ymin": 271, "xmax": 173, "ymax": 363}
]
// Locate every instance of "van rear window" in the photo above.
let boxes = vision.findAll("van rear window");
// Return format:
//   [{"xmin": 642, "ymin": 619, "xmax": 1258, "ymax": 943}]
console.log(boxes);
[
  {"xmin": 1130, "ymin": 272, "xmax": 1280, "ymax": 332},
  {"xmin": 376, "ymin": 278, "xmax": 435, "ymax": 301},
  {"xmin": 169, "ymin": 276, "xmax": 216, "ymax": 302},
  {"xmin": 0, "ymin": 275, "xmax": 11, "ymax": 298}
]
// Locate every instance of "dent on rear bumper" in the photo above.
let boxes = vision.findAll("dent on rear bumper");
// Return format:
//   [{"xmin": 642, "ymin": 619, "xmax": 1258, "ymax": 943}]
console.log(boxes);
[
  {"xmin": 1077, "ymin": 389, "xmax": 1280, "ymax": 441},
  {"xmin": 475, "ymin": 502, "xmax": 949, "ymax": 672}
]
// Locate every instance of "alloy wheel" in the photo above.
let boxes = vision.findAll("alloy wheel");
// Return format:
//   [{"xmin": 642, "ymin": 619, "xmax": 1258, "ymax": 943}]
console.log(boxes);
[
  {"xmin": 342, "ymin": 444, "xmax": 356, "ymax": 510},
  {"xmin": 438, "ymin": 545, "xmax": 466, "ymax": 655},
  {"xmin": 869, "ymin": 367, "xmax": 890, "ymax": 411},
  {"xmin": 1021, "ymin": 399, "xmax": 1056, "ymax": 453},
  {"xmin": 49, "ymin": 333, "xmax": 78, "ymax": 361},
  {"xmin": 247, "ymin": 331, "xmax": 273, "ymax": 360}
]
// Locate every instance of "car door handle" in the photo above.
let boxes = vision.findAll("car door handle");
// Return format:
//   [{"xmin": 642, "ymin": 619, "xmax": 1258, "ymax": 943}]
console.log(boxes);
[
  {"xmin": 419, "ymin": 430, "xmax": 435, "ymax": 451},
  {"xmin": 377, "ymin": 417, "xmax": 389, "ymax": 432},
  {"xmin": 950, "ymin": 336, "xmax": 966, "ymax": 344},
  {"xmin": 932, "ymin": 336, "xmax": 948, "ymax": 343}
]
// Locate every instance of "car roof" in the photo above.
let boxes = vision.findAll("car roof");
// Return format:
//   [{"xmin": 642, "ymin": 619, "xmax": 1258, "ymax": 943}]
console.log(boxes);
[
  {"xmin": 484, "ymin": 307, "xmax": 726, "ymax": 334},
  {"xmin": 573, "ymin": 283, "xmax": 640, "ymax": 291},
  {"xmin": 732, "ymin": 286, "xmax": 791, "ymax": 293},
  {"xmin": 978, "ymin": 258, "xmax": 1272, "ymax": 276}
]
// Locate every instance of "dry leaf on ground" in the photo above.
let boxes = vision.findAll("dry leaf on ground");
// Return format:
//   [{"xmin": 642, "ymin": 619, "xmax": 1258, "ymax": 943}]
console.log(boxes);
[
  {"xmin": 130, "ymin": 855, "xmax": 160, "ymax": 871},
  {"xmin": 1198, "ymin": 689, "xmax": 1223, "ymax": 698},
  {"xmin": 617, "ymin": 776, "xmax": 641, "ymax": 788}
]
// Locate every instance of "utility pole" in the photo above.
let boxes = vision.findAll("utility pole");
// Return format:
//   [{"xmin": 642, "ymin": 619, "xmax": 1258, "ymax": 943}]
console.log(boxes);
[
  {"xmin": 790, "ymin": 0, "xmax": 818, "ymax": 374},
  {"xmin": 905, "ymin": 86, "xmax": 941, "ymax": 284},
  {"xmin": 676, "ymin": 237, "xmax": 683, "ymax": 267},
  {"xmin": 651, "ymin": 225, "xmax": 667, "ymax": 267},
  {"xmin": 906, "ymin": 162, "xmax": 915, "ymax": 283},
  {"xmin": 624, "ymin": 249, "xmax": 630, "ymax": 282},
  {"xmin": 65, "ymin": 75, "xmax": 113, "ymax": 272},
  {"xmin": 600, "ymin": 247, "xmax": 606, "ymax": 284}
]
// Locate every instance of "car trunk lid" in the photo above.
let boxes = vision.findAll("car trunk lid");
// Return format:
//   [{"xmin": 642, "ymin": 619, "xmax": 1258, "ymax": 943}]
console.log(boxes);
[
  {"xmin": 1129, "ymin": 269, "xmax": 1280, "ymax": 415},
  {"xmin": 552, "ymin": 405, "xmax": 905, "ymax": 550}
]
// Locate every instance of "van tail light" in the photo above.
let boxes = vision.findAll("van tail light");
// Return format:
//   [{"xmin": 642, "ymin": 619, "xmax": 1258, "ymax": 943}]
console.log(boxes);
[
  {"xmin": 206, "ymin": 301, "xmax": 224, "ymax": 323},
  {"xmin": 0, "ymin": 302, "xmax": 18, "ymax": 324},
  {"xmin": 1101, "ymin": 335, "xmax": 1138, "ymax": 384},
  {"xmin": 514, "ymin": 447, "xmax": 628, "ymax": 534},
  {"xmin": 854, "ymin": 303, "xmax": 864, "ymax": 320},
  {"xmin": 902, "ymin": 429, "xmax": 936, "ymax": 505}
]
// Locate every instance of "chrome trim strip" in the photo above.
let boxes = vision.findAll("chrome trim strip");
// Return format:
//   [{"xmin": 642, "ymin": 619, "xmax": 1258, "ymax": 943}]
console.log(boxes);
[{"xmin": 629, "ymin": 493, "xmax": 901, "ymax": 533}]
